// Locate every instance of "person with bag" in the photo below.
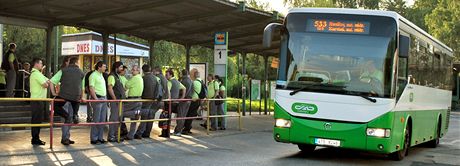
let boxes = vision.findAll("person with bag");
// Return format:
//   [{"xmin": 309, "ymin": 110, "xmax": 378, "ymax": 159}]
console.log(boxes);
[
  {"xmin": 182, "ymin": 68, "xmax": 203, "ymax": 135},
  {"xmin": 135, "ymin": 64, "xmax": 161, "ymax": 138},
  {"xmin": 200, "ymin": 74, "xmax": 219, "ymax": 131},
  {"xmin": 215, "ymin": 75, "xmax": 226, "ymax": 130}
]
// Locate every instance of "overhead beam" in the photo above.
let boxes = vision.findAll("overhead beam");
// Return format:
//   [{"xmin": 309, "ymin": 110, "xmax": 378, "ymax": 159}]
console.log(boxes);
[
  {"xmin": 190, "ymin": 30, "xmax": 263, "ymax": 45},
  {"xmin": 244, "ymin": 42, "xmax": 280, "ymax": 53},
  {"xmin": 156, "ymin": 18, "xmax": 272, "ymax": 40},
  {"xmin": 0, "ymin": 0, "xmax": 44, "ymax": 10},
  {"xmin": 54, "ymin": 0, "xmax": 185, "ymax": 25},
  {"xmin": 111, "ymin": 8, "xmax": 237, "ymax": 33},
  {"xmin": 0, "ymin": 15, "xmax": 49, "ymax": 29},
  {"xmin": 254, "ymin": 48, "xmax": 280, "ymax": 56},
  {"xmin": 230, "ymin": 37, "xmax": 280, "ymax": 48}
]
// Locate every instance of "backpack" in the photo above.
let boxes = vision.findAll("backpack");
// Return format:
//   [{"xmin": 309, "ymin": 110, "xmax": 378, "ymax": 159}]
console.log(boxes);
[{"xmin": 195, "ymin": 80, "xmax": 207, "ymax": 99}]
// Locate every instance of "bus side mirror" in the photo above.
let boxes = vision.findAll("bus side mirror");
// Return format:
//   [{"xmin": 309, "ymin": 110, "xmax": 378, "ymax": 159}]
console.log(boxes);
[
  {"xmin": 399, "ymin": 35, "xmax": 410, "ymax": 58},
  {"xmin": 263, "ymin": 23, "xmax": 284, "ymax": 48}
]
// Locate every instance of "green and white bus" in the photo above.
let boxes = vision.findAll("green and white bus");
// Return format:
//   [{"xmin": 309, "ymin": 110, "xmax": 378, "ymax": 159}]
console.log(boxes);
[{"xmin": 263, "ymin": 8, "xmax": 454, "ymax": 160}]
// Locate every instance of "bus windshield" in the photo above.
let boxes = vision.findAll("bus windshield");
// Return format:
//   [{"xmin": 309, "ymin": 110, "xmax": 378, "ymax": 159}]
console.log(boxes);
[{"xmin": 278, "ymin": 13, "xmax": 397, "ymax": 98}]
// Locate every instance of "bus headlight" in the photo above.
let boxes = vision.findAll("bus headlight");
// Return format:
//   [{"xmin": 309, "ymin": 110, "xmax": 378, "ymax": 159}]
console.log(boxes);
[
  {"xmin": 275, "ymin": 119, "xmax": 291, "ymax": 128},
  {"xmin": 366, "ymin": 128, "xmax": 390, "ymax": 138}
]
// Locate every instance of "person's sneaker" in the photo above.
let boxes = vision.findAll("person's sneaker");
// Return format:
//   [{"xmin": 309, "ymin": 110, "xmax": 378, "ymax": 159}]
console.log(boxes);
[
  {"xmin": 98, "ymin": 139, "xmax": 107, "ymax": 144},
  {"xmin": 31, "ymin": 139, "xmax": 46, "ymax": 145},
  {"xmin": 219, "ymin": 127, "xmax": 226, "ymax": 130},
  {"xmin": 61, "ymin": 139, "xmax": 71, "ymax": 145},
  {"xmin": 90, "ymin": 141, "xmax": 99, "ymax": 145},
  {"xmin": 124, "ymin": 136, "xmax": 133, "ymax": 140},
  {"xmin": 173, "ymin": 132, "xmax": 182, "ymax": 136},
  {"xmin": 68, "ymin": 139, "xmax": 75, "ymax": 144},
  {"xmin": 141, "ymin": 135, "xmax": 151, "ymax": 138},
  {"xmin": 107, "ymin": 138, "xmax": 118, "ymax": 142},
  {"xmin": 181, "ymin": 131, "xmax": 192, "ymax": 135},
  {"xmin": 86, "ymin": 118, "xmax": 93, "ymax": 123},
  {"xmin": 134, "ymin": 134, "xmax": 143, "ymax": 139},
  {"xmin": 135, "ymin": 111, "xmax": 141, "ymax": 119},
  {"xmin": 73, "ymin": 116, "xmax": 80, "ymax": 124}
]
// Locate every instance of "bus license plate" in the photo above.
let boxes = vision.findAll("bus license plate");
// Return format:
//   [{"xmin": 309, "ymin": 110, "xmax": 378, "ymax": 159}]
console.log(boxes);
[{"xmin": 314, "ymin": 138, "xmax": 341, "ymax": 147}]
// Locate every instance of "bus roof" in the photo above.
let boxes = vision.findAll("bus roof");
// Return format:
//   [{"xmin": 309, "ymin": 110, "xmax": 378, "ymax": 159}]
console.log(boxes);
[{"xmin": 288, "ymin": 8, "xmax": 454, "ymax": 57}]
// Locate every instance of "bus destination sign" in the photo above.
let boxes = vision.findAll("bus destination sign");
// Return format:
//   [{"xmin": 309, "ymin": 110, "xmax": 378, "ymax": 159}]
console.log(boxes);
[{"xmin": 307, "ymin": 19, "xmax": 370, "ymax": 34}]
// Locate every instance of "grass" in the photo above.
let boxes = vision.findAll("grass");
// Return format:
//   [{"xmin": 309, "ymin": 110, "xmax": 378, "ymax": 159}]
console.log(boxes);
[{"xmin": 225, "ymin": 97, "xmax": 274, "ymax": 114}]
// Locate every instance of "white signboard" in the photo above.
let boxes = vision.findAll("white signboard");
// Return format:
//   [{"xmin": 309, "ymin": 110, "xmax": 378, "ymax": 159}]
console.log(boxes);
[
  {"xmin": 214, "ymin": 32, "xmax": 228, "ymax": 65},
  {"xmin": 214, "ymin": 45, "xmax": 227, "ymax": 64},
  {"xmin": 189, "ymin": 63, "xmax": 207, "ymax": 81},
  {"xmin": 62, "ymin": 40, "xmax": 149, "ymax": 57}
]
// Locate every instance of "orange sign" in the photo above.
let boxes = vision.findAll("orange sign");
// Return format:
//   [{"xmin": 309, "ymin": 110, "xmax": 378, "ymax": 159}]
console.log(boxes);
[{"xmin": 308, "ymin": 19, "xmax": 370, "ymax": 34}]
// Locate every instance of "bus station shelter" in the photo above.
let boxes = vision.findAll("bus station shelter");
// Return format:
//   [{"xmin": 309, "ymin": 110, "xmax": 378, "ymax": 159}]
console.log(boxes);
[{"xmin": 0, "ymin": 0, "xmax": 283, "ymax": 115}]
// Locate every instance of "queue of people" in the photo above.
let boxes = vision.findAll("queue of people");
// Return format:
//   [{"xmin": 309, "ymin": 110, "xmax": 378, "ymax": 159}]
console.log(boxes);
[{"xmin": 11, "ymin": 54, "xmax": 227, "ymax": 146}]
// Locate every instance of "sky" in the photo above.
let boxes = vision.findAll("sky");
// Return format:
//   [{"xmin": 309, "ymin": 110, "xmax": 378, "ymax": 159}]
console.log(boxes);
[{"xmin": 253, "ymin": 0, "xmax": 415, "ymax": 15}]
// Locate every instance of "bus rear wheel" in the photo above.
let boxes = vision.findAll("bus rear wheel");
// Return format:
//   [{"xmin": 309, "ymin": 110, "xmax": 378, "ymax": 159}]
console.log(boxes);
[
  {"xmin": 298, "ymin": 144, "xmax": 316, "ymax": 153},
  {"xmin": 390, "ymin": 124, "xmax": 410, "ymax": 161}
]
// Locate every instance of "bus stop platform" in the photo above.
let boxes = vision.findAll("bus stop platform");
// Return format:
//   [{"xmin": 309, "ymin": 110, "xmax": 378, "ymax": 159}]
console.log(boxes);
[{"xmin": 0, "ymin": 110, "xmax": 273, "ymax": 165}]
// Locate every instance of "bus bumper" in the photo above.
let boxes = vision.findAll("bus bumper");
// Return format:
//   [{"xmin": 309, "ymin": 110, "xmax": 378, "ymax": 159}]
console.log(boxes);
[{"xmin": 274, "ymin": 115, "xmax": 395, "ymax": 154}]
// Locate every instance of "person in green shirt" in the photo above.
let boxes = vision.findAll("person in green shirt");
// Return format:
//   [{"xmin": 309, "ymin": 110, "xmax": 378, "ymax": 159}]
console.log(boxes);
[
  {"xmin": 0, "ymin": 69, "xmax": 6, "ymax": 97},
  {"xmin": 200, "ymin": 74, "xmax": 220, "ymax": 130},
  {"xmin": 29, "ymin": 58, "xmax": 51, "ymax": 146},
  {"xmin": 214, "ymin": 75, "xmax": 226, "ymax": 130},
  {"xmin": 1, "ymin": 43, "xmax": 19, "ymax": 97},
  {"xmin": 183, "ymin": 68, "xmax": 203, "ymax": 135},
  {"xmin": 360, "ymin": 60, "xmax": 384, "ymax": 96},
  {"xmin": 89, "ymin": 61, "xmax": 108, "ymax": 145},
  {"xmin": 123, "ymin": 65, "xmax": 143, "ymax": 140},
  {"xmin": 165, "ymin": 69, "xmax": 186, "ymax": 136}
]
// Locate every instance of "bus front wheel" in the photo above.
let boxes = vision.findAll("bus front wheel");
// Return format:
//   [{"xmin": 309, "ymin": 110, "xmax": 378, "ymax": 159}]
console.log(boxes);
[
  {"xmin": 298, "ymin": 144, "xmax": 316, "ymax": 153},
  {"xmin": 390, "ymin": 124, "xmax": 411, "ymax": 161}
]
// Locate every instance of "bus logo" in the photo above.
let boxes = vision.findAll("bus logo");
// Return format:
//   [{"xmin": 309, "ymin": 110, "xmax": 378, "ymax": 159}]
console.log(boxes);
[{"xmin": 291, "ymin": 102, "xmax": 318, "ymax": 114}]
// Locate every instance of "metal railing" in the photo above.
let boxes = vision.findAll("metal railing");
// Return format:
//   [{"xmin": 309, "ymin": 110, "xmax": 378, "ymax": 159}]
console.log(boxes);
[{"xmin": 0, "ymin": 97, "xmax": 241, "ymax": 149}]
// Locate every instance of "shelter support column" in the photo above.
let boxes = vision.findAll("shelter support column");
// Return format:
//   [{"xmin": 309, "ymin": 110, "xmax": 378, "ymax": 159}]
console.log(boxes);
[
  {"xmin": 264, "ymin": 55, "xmax": 268, "ymax": 115},
  {"xmin": 185, "ymin": 44, "xmax": 191, "ymax": 72},
  {"xmin": 242, "ymin": 52, "xmax": 246, "ymax": 116},
  {"xmin": 53, "ymin": 26, "xmax": 61, "ymax": 74},
  {"xmin": 0, "ymin": 24, "xmax": 3, "ymax": 64},
  {"xmin": 102, "ymin": 32, "xmax": 109, "ymax": 64},
  {"xmin": 149, "ymin": 39, "xmax": 155, "ymax": 67},
  {"xmin": 45, "ymin": 27, "xmax": 53, "ymax": 76}
]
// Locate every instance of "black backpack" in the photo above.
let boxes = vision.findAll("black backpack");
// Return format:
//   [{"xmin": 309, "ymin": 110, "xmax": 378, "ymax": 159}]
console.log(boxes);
[{"xmin": 195, "ymin": 80, "xmax": 207, "ymax": 99}]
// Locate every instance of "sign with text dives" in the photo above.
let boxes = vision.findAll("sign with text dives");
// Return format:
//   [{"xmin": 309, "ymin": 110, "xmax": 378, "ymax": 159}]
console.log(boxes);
[{"xmin": 214, "ymin": 32, "xmax": 228, "ymax": 65}]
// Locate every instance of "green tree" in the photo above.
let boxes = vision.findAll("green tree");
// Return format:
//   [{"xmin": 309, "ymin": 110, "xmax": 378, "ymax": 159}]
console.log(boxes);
[
  {"xmin": 382, "ymin": 0, "xmax": 408, "ymax": 16},
  {"xmin": 425, "ymin": 0, "xmax": 460, "ymax": 59},
  {"xmin": 2, "ymin": 25, "xmax": 46, "ymax": 65},
  {"xmin": 405, "ymin": 0, "xmax": 438, "ymax": 31}
]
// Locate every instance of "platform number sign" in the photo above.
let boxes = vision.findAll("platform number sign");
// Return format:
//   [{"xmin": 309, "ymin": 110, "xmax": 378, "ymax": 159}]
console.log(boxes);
[{"xmin": 214, "ymin": 32, "xmax": 228, "ymax": 65}]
